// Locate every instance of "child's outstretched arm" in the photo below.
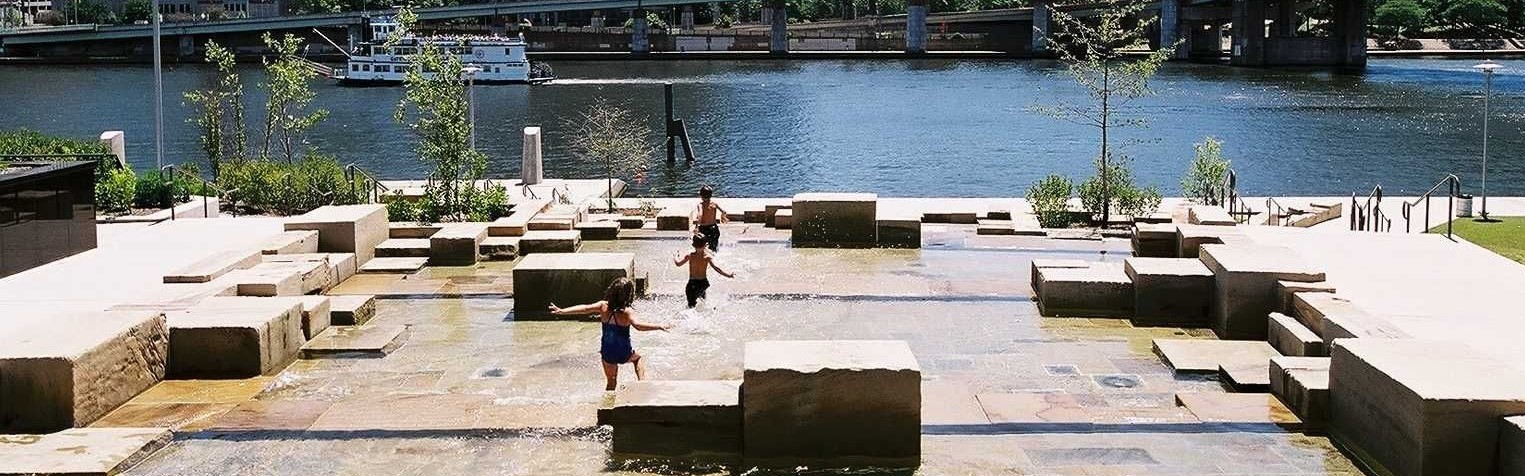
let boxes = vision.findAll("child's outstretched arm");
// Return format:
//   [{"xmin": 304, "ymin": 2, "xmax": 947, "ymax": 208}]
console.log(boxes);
[
  {"xmin": 548, "ymin": 301, "xmax": 605, "ymax": 316},
  {"xmin": 709, "ymin": 260, "xmax": 736, "ymax": 279},
  {"xmin": 674, "ymin": 253, "xmax": 691, "ymax": 266},
  {"xmin": 629, "ymin": 316, "xmax": 671, "ymax": 332}
]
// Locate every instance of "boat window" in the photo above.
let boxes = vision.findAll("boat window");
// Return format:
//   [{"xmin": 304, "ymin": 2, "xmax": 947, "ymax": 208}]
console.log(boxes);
[
  {"xmin": 494, "ymin": 67, "xmax": 500, "ymax": 73},
  {"xmin": 376, "ymin": 65, "xmax": 390, "ymax": 72},
  {"xmin": 362, "ymin": 64, "xmax": 371, "ymax": 72},
  {"xmin": 351, "ymin": 64, "xmax": 359, "ymax": 71}
]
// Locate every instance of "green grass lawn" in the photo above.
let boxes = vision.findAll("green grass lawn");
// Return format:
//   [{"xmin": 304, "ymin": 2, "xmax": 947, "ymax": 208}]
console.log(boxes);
[{"xmin": 1434, "ymin": 217, "xmax": 1525, "ymax": 264}]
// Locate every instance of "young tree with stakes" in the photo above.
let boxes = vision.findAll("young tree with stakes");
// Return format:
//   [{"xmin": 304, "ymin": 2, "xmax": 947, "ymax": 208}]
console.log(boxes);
[
  {"xmin": 183, "ymin": 40, "xmax": 248, "ymax": 177},
  {"xmin": 260, "ymin": 32, "xmax": 329, "ymax": 164},
  {"xmin": 566, "ymin": 99, "xmax": 656, "ymax": 213},
  {"xmin": 392, "ymin": 7, "xmax": 491, "ymax": 221},
  {"xmin": 1034, "ymin": 0, "xmax": 1176, "ymax": 225}
]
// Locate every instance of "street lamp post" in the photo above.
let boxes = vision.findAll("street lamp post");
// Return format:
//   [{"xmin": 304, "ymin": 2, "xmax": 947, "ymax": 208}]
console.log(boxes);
[
  {"xmin": 152, "ymin": 0, "xmax": 163, "ymax": 171},
  {"xmin": 1474, "ymin": 59, "xmax": 1503, "ymax": 221},
  {"xmin": 463, "ymin": 65, "xmax": 482, "ymax": 151}
]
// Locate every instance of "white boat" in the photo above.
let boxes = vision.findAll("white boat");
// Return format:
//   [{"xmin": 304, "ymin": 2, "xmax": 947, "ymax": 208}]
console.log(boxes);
[{"xmin": 332, "ymin": 16, "xmax": 554, "ymax": 86}]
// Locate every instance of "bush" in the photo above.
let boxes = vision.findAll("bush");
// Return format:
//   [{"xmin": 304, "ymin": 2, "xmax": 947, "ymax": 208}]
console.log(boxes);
[
  {"xmin": 464, "ymin": 182, "xmax": 510, "ymax": 222},
  {"xmin": 216, "ymin": 156, "xmax": 361, "ymax": 215},
  {"xmin": 1181, "ymin": 136, "xmax": 1229, "ymax": 205},
  {"xmin": 96, "ymin": 168, "xmax": 137, "ymax": 214},
  {"xmin": 0, "ymin": 129, "xmax": 109, "ymax": 155},
  {"xmin": 1026, "ymin": 174, "xmax": 1074, "ymax": 228},
  {"xmin": 122, "ymin": 0, "xmax": 152, "ymax": 23},
  {"xmin": 1373, "ymin": 0, "xmax": 1427, "ymax": 37},
  {"xmin": 35, "ymin": 10, "xmax": 64, "ymax": 26},
  {"xmin": 132, "ymin": 165, "xmax": 200, "ymax": 209},
  {"xmin": 1079, "ymin": 154, "xmax": 1158, "ymax": 223},
  {"xmin": 385, "ymin": 192, "xmax": 421, "ymax": 223}
]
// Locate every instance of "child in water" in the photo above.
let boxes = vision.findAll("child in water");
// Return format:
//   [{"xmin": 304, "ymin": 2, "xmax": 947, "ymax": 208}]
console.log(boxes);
[
  {"xmin": 674, "ymin": 233, "xmax": 736, "ymax": 308},
  {"xmin": 690, "ymin": 185, "xmax": 728, "ymax": 252},
  {"xmin": 548, "ymin": 277, "xmax": 670, "ymax": 391}
]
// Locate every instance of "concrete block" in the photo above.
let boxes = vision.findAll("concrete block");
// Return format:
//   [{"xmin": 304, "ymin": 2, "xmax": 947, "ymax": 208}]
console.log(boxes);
[
  {"xmin": 1125, "ymin": 257, "xmax": 1213, "ymax": 327},
  {"xmin": 262, "ymin": 253, "xmax": 357, "ymax": 288},
  {"xmin": 512, "ymin": 253, "xmax": 634, "ymax": 320},
  {"xmin": 1282, "ymin": 368, "xmax": 1329, "ymax": 433},
  {"xmin": 1035, "ymin": 264, "xmax": 1132, "ymax": 318},
  {"xmin": 922, "ymin": 211, "xmax": 977, "ymax": 224},
  {"xmin": 1199, "ymin": 244, "xmax": 1325, "ymax": 340},
  {"xmin": 519, "ymin": 230, "xmax": 581, "ymax": 254},
  {"xmin": 875, "ymin": 213, "xmax": 920, "ymax": 249},
  {"xmin": 0, "ymin": 310, "xmax": 168, "ymax": 432},
  {"xmin": 284, "ymin": 204, "xmax": 388, "ymax": 264},
  {"xmin": 376, "ymin": 238, "xmax": 431, "ymax": 258},
  {"xmin": 1175, "ymin": 224, "xmax": 1245, "ymax": 259},
  {"xmin": 329, "ymin": 295, "xmax": 376, "ymax": 326},
  {"xmin": 1152, "ymin": 338, "xmax": 1279, "ymax": 374},
  {"xmin": 163, "ymin": 248, "xmax": 262, "ymax": 283},
  {"xmin": 295, "ymin": 295, "xmax": 332, "ymax": 341},
  {"xmin": 1174, "ymin": 392, "xmax": 1301, "ymax": 430},
  {"xmin": 976, "ymin": 219, "xmax": 1015, "ymax": 235},
  {"xmin": 1029, "ymin": 259, "xmax": 1089, "ymax": 296},
  {"xmin": 479, "ymin": 236, "xmax": 519, "ymax": 261},
  {"xmin": 743, "ymin": 209, "xmax": 767, "ymax": 223},
  {"xmin": 388, "ymin": 222, "xmax": 441, "ymax": 239},
  {"xmin": 1268, "ymin": 312, "xmax": 1325, "ymax": 357},
  {"xmin": 606, "ymin": 380, "xmax": 741, "ymax": 457},
  {"xmin": 1291, "ymin": 292, "xmax": 1364, "ymax": 337},
  {"xmin": 1219, "ymin": 360, "xmax": 1272, "ymax": 393},
  {"xmin": 1502, "ymin": 416, "xmax": 1525, "ymax": 476},
  {"xmin": 429, "ymin": 224, "xmax": 487, "ymax": 266},
  {"xmin": 358, "ymin": 257, "xmax": 427, "ymax": 274},
  {"xmin": 657, "ymin": 208, "xmax": 690, "ymax": 231},
  {"xmin": 1330, "ymin": 339, "xmax": 1525, "ymax": 476},
  {"xmin": 986, "ymin": 208, "xmax": 1013, "ymax": 220},
  {"xmin": 765, "ymin": 204, "xmax": 790, "ymax": 227},
  {"xmin": 247, "ymin": 260, "xmax": 330, "ymax": 294},
  {"xmin": 214, "ymin": 268, "xmax": 302, "ymax": 297},
  {"xmin": 259, "ymin": 230, "xmax": 320, "ymax": 255},
  {"xmin": 1323, "ymin": 313, "xmax": 1410, "ymax": 340},
  {"xmin": 575, "ymin": 221, "xmax": 620, "ymax": 240},
  {"xmin": 743, "ymin": 340, "xmax": 920, "ymax": 467},
  {"xmin": 301, "ymin": 325, "xmax": 406, "ymax": 359},
  {"xmin": 528, "ymin": 215, "xmax": 575, "ymax": 231},
  {"xmin": 774, "ymin": 209, "xmax": 793, "ymax": 229},
  {"xmin": 167, "ymin": 296, "xmax": 306, "ymax": 378},
  {"xmin": 0, "ymin": 427, "xmax": 171, "ymax": 474},
  {"xmin": 1188, "ymin": 205, "xmax": 1236, "ymax": 226},
  {"xmin": 616, "ymin": 216, "xmax": 645, "ymax": 229},
  {"xmin": 1275, "ymin": 280, "xmax": 1336, "ymax": 315},
  {"xmin": 791, "ymin": 193, "xmax": 878, "ymax": 248},
  {"xmin": 1132, "ymin": 223, "xmax": 1178, "ymax": 258},
  {"xmin": 1269, "ymin": 356, "xmax": 1329, "ymax": 399}
]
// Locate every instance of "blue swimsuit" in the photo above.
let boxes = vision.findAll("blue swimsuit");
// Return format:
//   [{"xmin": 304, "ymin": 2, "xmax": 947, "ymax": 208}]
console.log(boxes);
[{"xmin": 600, "ymin": 313, "xmax": 634, "ymax": 364}]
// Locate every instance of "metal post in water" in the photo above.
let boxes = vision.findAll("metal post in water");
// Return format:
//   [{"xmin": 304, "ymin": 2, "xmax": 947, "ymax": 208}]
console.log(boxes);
[
  {"xmin": 665, "ymin": 82, "xmax": 675, "ymax": 163},
  {"xmin": 152, "ymin": 0, "xmax": 163, "ymax": 171}
]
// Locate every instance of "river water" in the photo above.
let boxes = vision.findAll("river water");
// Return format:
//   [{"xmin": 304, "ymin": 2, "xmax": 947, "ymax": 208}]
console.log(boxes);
[{"xmin": 2, "ymin": 57, "xmax": 1522, "ymax": 197}]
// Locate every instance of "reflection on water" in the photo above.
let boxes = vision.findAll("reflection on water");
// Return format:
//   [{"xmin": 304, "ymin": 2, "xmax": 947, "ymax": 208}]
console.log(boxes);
[{"xmin": 3, "ymin": 58, "xmax": 1523, "ymax": 197}]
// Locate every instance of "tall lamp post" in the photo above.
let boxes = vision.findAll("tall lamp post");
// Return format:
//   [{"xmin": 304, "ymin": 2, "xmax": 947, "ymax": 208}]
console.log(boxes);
[
  {"xmin": 463, "ymin": 65, "xmax": 482, "ymax": 151},
  {"xmin": 152, "ymin": 0, "xmax": 163, "ymax": 171},
  {"xmin": 1474, "ymin": 59, "xmax": 1503, "ymax": 221}
]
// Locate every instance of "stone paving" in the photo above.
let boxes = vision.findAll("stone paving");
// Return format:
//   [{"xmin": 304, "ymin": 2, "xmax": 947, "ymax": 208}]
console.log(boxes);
[{"xmin": 95, "ymin": 224, "xmax": 1364, "ymax": 475}]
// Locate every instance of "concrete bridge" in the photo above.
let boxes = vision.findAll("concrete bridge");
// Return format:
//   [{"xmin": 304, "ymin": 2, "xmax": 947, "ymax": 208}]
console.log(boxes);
[{"xmin": 0, "ymin": 0, "xmax": 1365, "ymax": 66}]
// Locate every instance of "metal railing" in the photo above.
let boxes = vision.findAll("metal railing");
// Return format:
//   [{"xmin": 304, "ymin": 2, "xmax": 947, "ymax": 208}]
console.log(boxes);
[
  {"xmin": 1350, "ymin": 184, "xmax": 1391, "ymax": 232},
  {"xmin": 344, "ymin": 163, "xmax": 389, "ymax": 204},
  {"xmin": 1399, "ymin": 174, "xmax": 1461, "ymax": 239},
  {"xmin": 1216, "ymin": 169, "xmax": 1255, "ymax": 224},
  {"xmin": 160, "ymin": 164, "xmax": 237, "ymax": 220}
]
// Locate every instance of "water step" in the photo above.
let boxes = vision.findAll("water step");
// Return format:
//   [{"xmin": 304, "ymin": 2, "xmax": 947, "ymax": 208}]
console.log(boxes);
[
  {"xmin": 575, "ymin": 221, "xmax": 620, "ymax": 240},
  {"xmin": 1034, "ymin": 263, "xmax": 1132, "ymax": 318},
  {"xmin": 479, "ymin": 236, "xmax": 520, "ymax": 261},
  {"xmin": 602, "ymin": 380, "xmax": 742, "ymax": 457},
  {"xmin": 519, "ymin": 230, "xmax": 581, "ymax": 255},
  {"xmin": 329, "ymin": 294, "xmax": 376, "ymax": 326},
  {"xmin": 388, "ymin": 222, "xmax": 442, "ymax": 239},
  {"xmin": 1174, "ymin": 392, "xmax": 1301, "ymax": 431},
  {"xmin": 1152, "ymin": 338, "xmax": 1279, "ymax": 375},
  {"xmin": 301, "ymin": 325, "xmax": 406, "ymax": 359},
  {"xmin": 375, "ymin": 238, "xmax": 431, "ymax": 258},
  {"xmin": 976, "ymin": 219, "xmax": 1016, "ymax": 235},
  {"xmin": 359, "ymin": 257, "xmax": 427, "ymax": 274},
  {"xmin": 168, "ymin": 296, "xmax": 305, "ymax": 378},
  {"xmin": 259, "ymin": 230, "xmax": 320, "ymax": 255},
  {"xmin": 0, "ymin": 427, "xmax": 171, "ymax": 475}
]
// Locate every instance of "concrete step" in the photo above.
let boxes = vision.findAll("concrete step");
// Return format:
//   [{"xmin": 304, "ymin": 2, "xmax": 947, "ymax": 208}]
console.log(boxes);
[
  {"xmin": 602, "ymin": 380, "xmax": 742, "ymax": 457},
  {"xmin": 1034, "ymin": 263, "xmax": 1132, "ymax": 318},
  {"xmin": 163, "ymin": 248, "xmax": 262, "ymax": 284},
  {"xmin": 0, "ymin": 310, "xmax": 168, "ymax": 432},
  {"xmin": 773, "ymin": 209, "xmax": 794, "ymax": 229},
  {"xmin": 359, "ymin": 257, "xmax": 427, "ymax": 274},
  {"xmin": 1125, "ymin": 257, "xmax": 1213, "ymax": 328},
  {"xmin": 975, "ymin": 219, "xmax": 1015, "ymax": 235},
  {"xmin": 262, "ymin": 253, "xmax": 358, "ymax": 290},
  {"xmin": 479, "ymin": 236, "xmax": 520, "ymax": 261},
  {"xmin": 375, "ymin": 238, "xmax": 431, "ymax": 258},
  {"xmin": 1152, "ymin": 338, "xmax": 1279, "ymax": 375},
  {"xmin": 575, "ymin": 221, "xmax": 620, "ymax": 240},
  {"xmin": 329, "ymin": 294, "xmax": 376, "ymax": 326},
  {"xmin": 259, "ymin": 230, "xmax": 319, "ymax": 255},
  {"xmin": 1268, "ymin": 312, "xmax": 1325, "ymax": 357},
  {"xmin": 167, "ymin": 296, "xmax": 305, "ymax": 378},
  {"xmin": 519, "ymin": 230, "xmax": 582, "ymax": 255},
  {"xmin": 1174, "ymin": 392, "xmax": 1301, "ymax": 431},
  {"xmin": 295, "ymin": 295, "xmax": 332, "ymax": 341},
  {"xmin": 1289, "ymin": 292, "xmax": 1364, "ymax": 337},
  {"xmin": 1269, "ymin": 357, "xmax": 1329, "ymax": 434},
  {"xmin": 301, "ymin": 325, "xmax": 407, "ymax": 359},
  {"xmin": 429, "ymin": 224, "xmax": 488, "ymax": 266},
  {"xmin": 388, "ymin": 222, "xmax": 442, "ymax": 239},
  {"xmin": 657, "ymin": 208, "xmax": 690, "ymax": 231},
  {"xmin": 0, "ymin": 427, "xmax": 171, "ymax": 475}
]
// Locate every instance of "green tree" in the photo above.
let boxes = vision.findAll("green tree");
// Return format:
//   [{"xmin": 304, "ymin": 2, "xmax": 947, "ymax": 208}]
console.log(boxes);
[
  {"xmin": 1374, "ymin": 0, "xmax": 1429, "ymax": 35},
  {"xmin": 1443, "ymin": 0, "xmax": 1507, "ymax": 28},
  {"xmin": 61, "ymin": 0, "xmax": 116, "ymax": 24},
  {"xmin": 1181, "ymin": 136, "xmax": 1230, "ymax": 204},
  {"xmin": 566, "ymin": 99, "xmax": 656, "ymax": 212},
  {"xmin": 1034, "ymin": 0, "xmax": 1175, "ymax": 225},
  {"xmin": 122, "ymin": 0, "xmax": 151, "ymax": 23},
  {"xmin": 183, "ymin": 40, "xmax": 248, "ymax": 177},
  {"xmin": 392, "ymin": 7, "xmax": 490, "ymax": 221},
  {"xmin": 259, "ymin": 32, "xmax": 329, "ymax": 163}
]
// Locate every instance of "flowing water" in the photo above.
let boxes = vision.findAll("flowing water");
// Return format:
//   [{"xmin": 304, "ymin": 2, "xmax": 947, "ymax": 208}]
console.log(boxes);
[{"xmin": 2, "ymin": 57, "xmax": 1524, "ymax": 197}]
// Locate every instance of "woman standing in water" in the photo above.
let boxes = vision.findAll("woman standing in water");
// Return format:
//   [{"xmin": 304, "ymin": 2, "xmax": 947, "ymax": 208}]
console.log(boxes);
[{"xmin": 548, "ymin": 277, "xmax": 670, "ymax": 391}]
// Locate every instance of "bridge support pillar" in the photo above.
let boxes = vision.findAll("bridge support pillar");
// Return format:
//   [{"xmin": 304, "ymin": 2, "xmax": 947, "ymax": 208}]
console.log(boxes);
[
  {"xmin": 1273, "ymin": 0, "xmax": 1295, "ymax": 36},
  {"xmin": 766, "ymin": 0, "xmax": 788, "ymax": 54},
  {"xmin": 347, "ymin": 24, "xmax": 363, "ymax": 53},
  {"xmin": 681, "ymin": 5, "xmax": 695, "ymax": 30},
  {"xmin": 1030, "ymin": 0, "xmax": 1050, "ymax": 56},
  {"xmin": 906, "ymin": 0, "xmax": 927, "ymax": 54},
  {"xmin": 1230, "ymin": 0, "xmax": 1266, "ymax": 65},
  {"xmin": 1159, "ymin": 0, "xmax": 1188, "ymax": 59},
  {"xmin": 1333, "ymin": 0, "xmax": 1367, "ymax": 66},
  {"xmin": 591, "ymin": 11, "xmax": 605, "ymax": 28},
  {"xmin": 631, "ymin": 8, "xmax": 650, "ymax": 53},
  {"xmin": 177, "ymin": 35, "xmax": 194, "ymax": 58}
]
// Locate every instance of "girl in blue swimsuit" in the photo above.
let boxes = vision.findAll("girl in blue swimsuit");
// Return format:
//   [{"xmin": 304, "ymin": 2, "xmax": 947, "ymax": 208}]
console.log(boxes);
[{"xmin": 548, "ymin": 277, "xmax": 670, "ymax": 391}]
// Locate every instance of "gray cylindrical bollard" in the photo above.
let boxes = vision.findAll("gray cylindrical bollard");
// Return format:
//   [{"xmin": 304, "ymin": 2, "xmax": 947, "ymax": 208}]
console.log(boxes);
[
  {"xmin": 1456, "ymin": 194, "xmax": 1474, "ymax": 218},
  {"xmin": 522, "ymin": 127, "xmax": 543, "ymax": 185}
]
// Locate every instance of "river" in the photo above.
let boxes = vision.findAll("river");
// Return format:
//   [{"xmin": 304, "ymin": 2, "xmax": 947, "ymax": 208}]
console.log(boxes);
[{"xmin": 1, "ymin": 57, "xmax": 1522, "ymax": 197}]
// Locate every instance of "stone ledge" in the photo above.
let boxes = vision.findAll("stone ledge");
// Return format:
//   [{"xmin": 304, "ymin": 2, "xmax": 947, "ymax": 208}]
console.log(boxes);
[
  {"xmin": 167, "ymin": 297, "xmax": 305, "ymax": 379},
  {"xmin": 0, "ymin": 310, "xmax": 168, "ymax": 432},
  {"xmin": 329, "ymin": 295, "xmax": 376, "ymax": 326},
  {"xmin": 606, "ymin": 380, "xmax": 742, "ymax": 457},
  {"xmin": 0, "ymin": 427, "xmax": 171, "ymax": 475},
  {"xmin": 1035, "ymin": 264, "xmax": 1132, "ymax": 318},
  {"xmin": 163, "ymin": 248, "xmax": 262, "ymax": 284},
  {"xmin": 301, "ymin": 325, "xmax": 406, "ymax": 359},
  {"xmin": 259, "ymin": 230, "xmax": 319, "ymax": 255},
  {"xmin": 1268, "ymin": 312, "xmax": 1325, "ymax": 357}
]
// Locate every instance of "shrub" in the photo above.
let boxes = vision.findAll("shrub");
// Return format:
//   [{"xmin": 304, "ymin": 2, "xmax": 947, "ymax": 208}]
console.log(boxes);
[
  {"xmin": 132, "ymin": 164, "xmax": 200, "ymax": 209},
  {"xmin": 1079, "ymin": 154, "xmax": 1158, "ymax": 223},
  {"xmin": 464, "ymin": 182, "xmax": 510, "ymax": 222},
  {"xmin": 216, "ymin": 156, "xmax": 356, "ymax": 215},
  {"xmin": 385, "ymin": 192, "xmax": 420, "ymax": 222},
  {"xmin": 1026, "ymin": 174, "xmax": 1074, "ymax": 228},
  {"xmin": 1181, "ymin": 136, "xmax": 1229, "ymax": 205},
  {"xmin": 35, "ymin": 10, "xmax": 64, "ymax": 26},
  {"xmin": 96, "ymin": 168, "xmax": 137, "ymax": 214}
]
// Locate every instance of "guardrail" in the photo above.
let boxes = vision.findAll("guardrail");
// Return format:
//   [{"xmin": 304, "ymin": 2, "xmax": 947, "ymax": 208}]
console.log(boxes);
[
  {"xmin": 344, "ymin": 163, "xmax": 389, "ymax": 204},
  {"xmin": 1350, "ymin": 184, "xmax": 1391, "ymax": 232},
  {"xmin": 160, "ymin": 164, "xmax": 237, "ymax": 220},
  {"xmin": 1216, "ymin": 169, "xmax": 1254, "ymax": 224},
  {"xmin": 1399, "ymin": 174, "xmax": 1461, "ymax": 240}
]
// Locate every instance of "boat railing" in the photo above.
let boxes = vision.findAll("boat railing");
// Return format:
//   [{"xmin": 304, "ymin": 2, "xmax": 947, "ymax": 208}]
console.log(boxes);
[{"xmin": 1399, "ymin": 174, "xmax": 1461, "ymax": 239}]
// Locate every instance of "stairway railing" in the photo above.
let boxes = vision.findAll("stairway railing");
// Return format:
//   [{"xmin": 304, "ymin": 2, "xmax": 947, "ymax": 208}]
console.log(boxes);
[
  {"xmin": 1399, "ymin": 174, "xmax": 1461, "ymax": 239},
  {"xmin": 344, "ymin": 163, "xmax": 389, "ymax": 204},
  {"xmin": 1217, "ymin": 169, "xmax": 1255, "ymax": 224},
  {"xmin": 1263, "ymin": 196, "xmax": 1301, "ymax": 226},
  {"xmin": 1350, "ymin": 184, "xmax": 1390, "ymax": 232},
  {"xmin": 160, "ymin": 164, "xmax": 237, "ymax": 220}
]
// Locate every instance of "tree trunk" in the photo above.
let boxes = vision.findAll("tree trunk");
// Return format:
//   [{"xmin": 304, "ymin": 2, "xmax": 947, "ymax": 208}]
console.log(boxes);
[{"xmin": 1099, "ymin": 64, "xmax": 1111, "ymax": 227}]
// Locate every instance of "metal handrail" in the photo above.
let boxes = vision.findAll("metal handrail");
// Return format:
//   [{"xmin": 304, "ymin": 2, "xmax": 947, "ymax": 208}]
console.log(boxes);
[
  {"xmin": 1350, "ymin": 184, "xmax": 1391, "ymax": 232},
  {"xmin": 160, "ymin": 164, "xmax": 238, "ymax": 220},
  {"xmin": 1399, "ymin": 174, "xmax": 1461, "ymax": 239},
  {"xmin": 344, "ymin": 163, "xmax": 390, "ymax": 204},
  {"xmin": 1217, "ymin": 169, "xmax": 1254, "ymax": 223}
]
